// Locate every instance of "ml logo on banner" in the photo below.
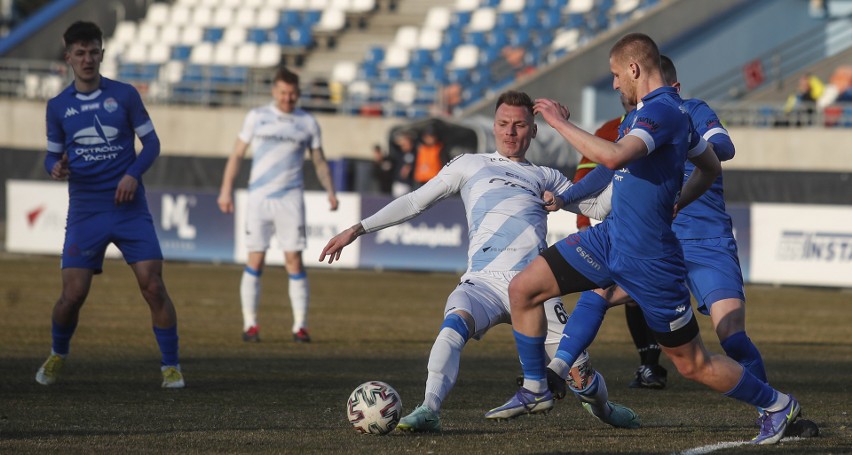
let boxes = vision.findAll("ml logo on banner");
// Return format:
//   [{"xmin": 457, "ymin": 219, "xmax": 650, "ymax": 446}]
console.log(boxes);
[{"xmin": 161, "ymin": 194, "xmax": 197, "ymax": 240}]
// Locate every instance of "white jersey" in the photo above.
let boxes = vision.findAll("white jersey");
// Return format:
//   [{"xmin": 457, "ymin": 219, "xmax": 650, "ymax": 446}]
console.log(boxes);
[
  {"xmin": 362, "ymin": 152, "xmax": 573, "ymax": 273},
  {"xmin": 239, "ymin": 104, "xmax": 322, "ymax": 200}
]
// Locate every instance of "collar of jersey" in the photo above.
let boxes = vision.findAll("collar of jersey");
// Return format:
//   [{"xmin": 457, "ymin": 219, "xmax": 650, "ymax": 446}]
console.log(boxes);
[
  {"xmin": 68, "ymin": 76, "xmax": 111, "ymax": 100},
  {"xmin": 637, "ymin": 86, "xmax": 678, "ymax": 110}
]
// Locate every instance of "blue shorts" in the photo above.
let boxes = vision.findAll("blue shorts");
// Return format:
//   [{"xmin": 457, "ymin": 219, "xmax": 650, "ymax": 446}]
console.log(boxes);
[
  {"xmin": 62, "ymin": 206, "xmax": 163, "ymax": 273},
  {"xmin": 554, "ymin": 222, "xmax": 693, "ymax": 334},
  {"xmin": 682, "ymin": 237, "xmax": 746, "ymax": 315}
]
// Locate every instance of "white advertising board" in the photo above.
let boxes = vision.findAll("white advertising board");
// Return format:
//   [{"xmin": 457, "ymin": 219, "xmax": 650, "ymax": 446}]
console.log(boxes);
[
  {"xmin": 751, "ymin": 203, "xmax": 852, "ymax": 287},
  {"xmin": 6, "ymin": 180, "xmax": 121, "ymax": 258}
]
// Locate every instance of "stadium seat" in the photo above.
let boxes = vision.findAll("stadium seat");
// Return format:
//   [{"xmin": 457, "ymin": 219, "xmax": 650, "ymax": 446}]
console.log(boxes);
[
  {"xmin": 135, "ymin": 23, "xmax": 159, "ymax": 44},
  {"xmin": 159, "ymin": 26, "xmax": 181, "ymax": 46},
  {"xmin": 255, "ymin": 8, "xmax": 279, "ymax": 28},
  {"xmin": 112, "ymin": 21, "xmax": 137, "ymax": 46},
  {"xmin": 418, "ymin": 28, "xmax": 443, "ymax": 51},
  {"xmin": 148, "ymin": 43, "xmax": 171, "ymax": 64},
  {"xmin": 170, "ymin": 45, "xmax": 193, "ymax": 61},
  {"xmin": 234, "ymin": 8, "xmax": 258, "ymax": 27},
  {"xmin": 234, "ymin": 42, "xmax": 260, "ymax": 67},
  {"xmin": 424, "ymin": 6, "xmax": 451, "ymax": 31},
  {"xmin": 170, "ymin": 5, "xmax": 192, "ymax": 26},
  {"xmin": 160, "ymin": 60, "xmax": 185, "ymax": 84},
  {"xmin": 192, "ymin": 6, "xmax": 215, "ymax": 27},
  {"xmin": 552, "ymin": 28, "xmax": 580, "ymax": 53},
  {"xmin": 221, "ymin": 25, "xmax": 247, "ymax": 45},
  {"xmin": 392, "ymin": 80, "xmax": 418, "ymax": 106},
  {"xmin": 281, "ymin": 10, "xmax": 302, "ymax": 27},
  {"xmin": 212, "ymin": 6, "xmax": 236, "ymax": 28},
  {"xmin": 455, "ymin": 0, "xmax": 481, "ymax": 12},
  {"xmin": 468, "ymin": 7, "xmax": 496, "ymax": 32},
  {"xmin": 331, "ymin": 60, "xmax": 359, "ymax": 85},
  {"xmin": 448, "ymin": 44, "xmax": 479, "ymax": 70},
  {"xmin": 179, "ymin": 25, "xmax": 204, "ymax": 45},
  {"xmin": 350, "ymin": 0, "xmax": 377, "ymax": 14},
  {"xmin": 123, "ymin": 43, "xmax": 149, "ymax": 64},
  {"xmin": 393, "ymin": 25, "xmax": 420, "ymax": 50},
  {"xmin": 256, "ymin": 42, "xmax": 283, "ymax": 67},
  {"xmin": 498, "ymin": 0, "xmax": 525, "ymax": 13},
  {"xmin": 289, "ymin": 0, "xmax": 310, "ymax": 10},
  {"xmin": 314, "ymin": 8, "xmax": 347, "ymax": 33},
  {"xmin": 146, "ymin": 3, "xmax": 171, "ymax": 26},
  {"xmin": 190, "ymin": 42, "xmax": 215, "ymax": 65},
  {"xmin": 203, "ymin": 27, "xmax": 225, "ymax": 43},
  {"xmin": 213, "ymin": 43, "xmax": 237, "ymax": 66},
  {"xmin": 383, "ymin": 45, "xmax": 410, "ymax": 69}
]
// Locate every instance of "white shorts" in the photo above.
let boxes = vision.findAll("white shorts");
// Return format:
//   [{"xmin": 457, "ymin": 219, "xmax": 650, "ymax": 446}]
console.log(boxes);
[
  {"xmin": 245, "ymin": 192, "xmax": 306, "ymax": 252},
  {"xmin": 444, "ymin": 271, "xmax": 572, "ymax": 355}
]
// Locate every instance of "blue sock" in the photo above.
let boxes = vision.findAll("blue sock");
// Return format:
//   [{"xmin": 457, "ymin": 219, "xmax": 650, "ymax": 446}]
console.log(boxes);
[
  {"xmin": 724, "ymin": 368, "xmax": 777, "ymax": 409},
  {"xmin": 513, "ymin": 330, "xmax": 547, "ymax": 381},
  {"xmin": 153, "ymin": 325, "xmax": 180, "ymax": 366},
  {"xmin": 51, "ymin": 320, "xmax": 77, "ymax": 356},
  {"xmin": 721, "ymin": 331, "xmax": 768, "ymax": 383},
  {"xmin": 554, "ymin": 291, "xmax": 607, "ymax": 366}
]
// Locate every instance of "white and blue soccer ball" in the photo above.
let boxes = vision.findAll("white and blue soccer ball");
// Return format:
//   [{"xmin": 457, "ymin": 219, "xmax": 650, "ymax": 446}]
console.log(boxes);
[{"xmin": 346, "ymin": 381, "xmax": 402, "ymax": 435}]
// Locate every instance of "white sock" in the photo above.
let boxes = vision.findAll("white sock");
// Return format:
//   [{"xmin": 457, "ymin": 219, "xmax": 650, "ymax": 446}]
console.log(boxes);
[
  {"xmin": 423, "ymin": 327, "xmax": 466, "ymax": 414},
  {"xmin": 765, "ymin": 393, "xmax": 791, "ymax": 412},
  {"xmin": 289, "ymin": 273, "xmax": 309, "ymax": 333},
  {"xmin": 572, "ymin": 371, "xmax": 611, "ymax": 419},
  {"xmin": 240, "ymin": 268, "xmax": 260, "ymax": 331}
]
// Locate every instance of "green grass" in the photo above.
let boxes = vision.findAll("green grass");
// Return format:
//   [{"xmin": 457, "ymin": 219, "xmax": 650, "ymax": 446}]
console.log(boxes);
[{"xmin": 1, "ymin": 254, "xmax": 851, "ymax": 454}]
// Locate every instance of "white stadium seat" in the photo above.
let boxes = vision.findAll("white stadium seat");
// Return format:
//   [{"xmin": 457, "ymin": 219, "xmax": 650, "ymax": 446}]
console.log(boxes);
[
  {"xmin": 137, "ymin": 23, "xmax": 159, "ymax": 44},
  {"xmin": 213, "ymin": 43, "xmax": 237, "ymax": 65},
  {"xmin": 212, "ymin": 6, "xmax": 235, "ymax": 27},
  {"xmin": 392, "ymin": 81, "xmax": 417, "ymax": 105},
  {"xmin": 498, "ymin": 0, "xmax": 525, "ymax": 13},
  {"xmin": 123, "ymin": 43, "xmax": 149, "ymax": 64},
  {"xmin": 148, "ymin": 43, "xmax": 172, "ymax": 64},
  {"xmin": 423, "ymin": 7, "xmax": 451, "ymax": 31},
  {"xmin": 330, "ymin": 60, "xmax": 358, "ymax": 84},
  {"xmin": 418, "ymin": 28, "xmax": 443, "ymax": 50},
  {"xmin": 145, "ymin": 3, "xmax": 171, "ymax": 25},
  {"xmin": 255, "ymin": 7, "xmax": 280, "ymax": 28},
  {"xmin": 234, "ymin": 42, "xmax": 259, "ymax": 66},
  {"xmin": 393, "ymin": 25, "xmax": 419, "ymax": 50},
  {"xmin": 314, "ymin": 8, "xmax": 346, "ymax": 32},
  {"xmin": 468, "ymin": 7, "xmax": 496, "ymax": 32},
  {"xmin": 382, "ymin": 45, "xmax": 410, "ymax": 69},
  {"xmin": 455, "ymin": 0, "xmax": 480, "ymax": 12},
  {"xmin": 189, "ymin": 42, "xmax": 215, "ymax": 64},
  {"xmin": 179, "ymin": 25, "xmax": 204, "ymax": 45},
  {"xmin": 566, "ymin": 0, "xmax": 594, "ymax": 14},
  {"xmin": 448, "ymin": 44, "xmax": 479, "ymax": 69},
  {"xmin": 112, "ymin": 21, "xmax": 137, "ymax": 46},
  {"xmin": 160, "ymin": 25, "xmax": 182, "ymax": 45},
  {"xmin": 221, "ymin": 25, "xmax": 248, "ymax": 44},
  {"xmin": 256, "ymin": 42, "xmax": 282, "ymax": 67},
  {"xmin": 170, "ymin": 5, "xmax": 192, "ymax": 26}
]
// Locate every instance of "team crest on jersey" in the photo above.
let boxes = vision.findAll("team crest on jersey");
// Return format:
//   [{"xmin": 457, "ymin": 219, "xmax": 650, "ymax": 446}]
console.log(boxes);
[
  {"xmin": 64, "ymin": 107, "xmax": 79, "ymax": 118},
  {"xmin": 103, "ymin": 97, "xmax": 118, "ymax": 113}
]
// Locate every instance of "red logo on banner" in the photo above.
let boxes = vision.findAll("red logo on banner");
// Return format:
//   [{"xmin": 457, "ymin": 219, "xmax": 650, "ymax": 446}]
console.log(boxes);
[
  {"xmin": 743, "ymin": 60, "xmax": 765, "ymax": 90},
  {"xmin": 27, "ymin": 206, "xmax": 45, "ymax": 227}
]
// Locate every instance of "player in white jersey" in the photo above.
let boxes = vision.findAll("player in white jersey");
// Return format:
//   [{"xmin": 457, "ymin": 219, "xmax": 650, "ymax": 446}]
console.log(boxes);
[
  {"xmin": 320, "ymin": 91, "xmax": 636, "ymax": 432},
  {"xmin": 218, "ymin": 67, "xmax": 338, "ymax": 343}
]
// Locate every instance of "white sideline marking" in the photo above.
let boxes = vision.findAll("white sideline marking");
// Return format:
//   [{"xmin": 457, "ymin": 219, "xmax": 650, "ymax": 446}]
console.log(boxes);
[
  {"xmin": 673, "ymin": 440, "xmax": 748, "ymax": 455},
  {"xmin": 674, "ymin": 437, "xmax": 807, "ymax": 455}
]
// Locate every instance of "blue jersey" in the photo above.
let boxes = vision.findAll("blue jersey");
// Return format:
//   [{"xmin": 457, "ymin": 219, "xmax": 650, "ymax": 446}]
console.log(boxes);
[
  {"xmin": 673, "ymin": 99, "xmax": 735, "ymax": 239},
  {"xmin": 608, "ymin": 86, "xmax": 705, "ymax": 259},
  {"xmin": 46, "ymin": 77, "xmax": 155, "ymax": 211}
]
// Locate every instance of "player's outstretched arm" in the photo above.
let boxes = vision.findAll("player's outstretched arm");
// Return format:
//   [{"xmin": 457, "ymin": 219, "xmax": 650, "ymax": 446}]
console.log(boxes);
[{"xmin": 320, "ymin": 223, "xmax": 365, "ymax": 264}]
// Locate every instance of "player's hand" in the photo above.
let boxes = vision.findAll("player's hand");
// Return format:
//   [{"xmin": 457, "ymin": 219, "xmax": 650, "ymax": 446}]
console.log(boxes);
[
  {"xmin": 328, "ymin": 193, "xmax": 339, "ymax": 211},
  {"xmin": 217, "ymin": 193, "xmax": 234, "ymax": 213},
  {"xmin": 114, "ymin": 174, "xmax": 138, "ymax": 205},
  {"xmin": 50, "ymin": 154, "xmax": 70, "ymax": 180},
  {"xmin": 533, "ymin": 98, "xmax": 571, "ymax": 126},
  {"xmin": 319, "ymin": 224, "xmax": 361, "ymax": 264},
  {"xmin": 542, "ymin": 191, "xmax": 564, "ymax": 212}
]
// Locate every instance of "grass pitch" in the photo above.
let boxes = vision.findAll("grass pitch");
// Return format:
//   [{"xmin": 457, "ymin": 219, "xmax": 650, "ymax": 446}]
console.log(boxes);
[{"xmin": 1, "ymin": 254, "xmax": 851, "ymax": 454}]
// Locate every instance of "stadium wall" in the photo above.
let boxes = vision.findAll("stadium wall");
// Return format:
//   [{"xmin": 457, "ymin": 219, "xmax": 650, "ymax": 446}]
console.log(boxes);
[{"xmin": 6, "ymin": 181, "xmax": 852, "ymax": 288}]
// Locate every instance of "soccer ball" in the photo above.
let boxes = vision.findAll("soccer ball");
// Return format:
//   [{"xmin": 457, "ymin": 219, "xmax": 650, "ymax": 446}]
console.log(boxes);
[{"xmin": 346, "ymin": 381, "xmax": 402, "ymax": 435}]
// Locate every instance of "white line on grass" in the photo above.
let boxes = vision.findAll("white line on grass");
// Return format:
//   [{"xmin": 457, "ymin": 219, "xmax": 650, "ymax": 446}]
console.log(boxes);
[{"xmin": 674, "ymin": 437, "xmax": 807, "ymax": 455}]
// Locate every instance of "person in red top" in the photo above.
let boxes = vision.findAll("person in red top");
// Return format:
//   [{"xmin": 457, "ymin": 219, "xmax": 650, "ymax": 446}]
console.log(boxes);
[{"xmin": 573, "ymin": 93, "xmax": 635, "ymax": 231}]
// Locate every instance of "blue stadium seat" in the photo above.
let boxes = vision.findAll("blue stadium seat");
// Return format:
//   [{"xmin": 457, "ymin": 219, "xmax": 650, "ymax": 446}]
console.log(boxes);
[
  {"xmin": 303, "ymin": 9, "xmax": 322, "ymax": 25},
  {"xmin": 518, "ymin": 9, "xmax": 539, "ymax": 29},
  {"xmin": 452, "ymin": 11, "xmax": 472, "ymax": 27},
  {"xmin": 289, "ymin": 25, "xmax": 314, "ymax": 48},
  {"xmin": 280, "ymin": 10, "xmax": 301, "ymax": 26},
  {"xmin": 497, "ymin": 12, "xmax": 518, "ymax": 29},
  {"xmin": 273, "ymin": 25, "xmax": 293, "ymax": 45},
  {"xmin": 365, "ymin": 46, "xmax": 385, "ymax": 64},
  {"xmin": 509, "ymin": 28, "xmax": 531, "ymax": 47},
  {"xmin": 381, "ymin": 66, "xmax": 402, "ymax": 80},
  {"xmin": 410, "ymin": 49, "xmax": 433, "ymax": 67},
  {"xmin": 247, "ymin": 28, "xmax": 269, "ymax": 44},
  {"xmin": 203, "ymin": 27, "xmax": 224, "ymax": 43},
  {"xmin": 465, "ymin": 31, "xmax": 488, "ymax": 47},
  {"xmin": 171, "ymin": 45, "xmax": 192, "ymax": 61}
]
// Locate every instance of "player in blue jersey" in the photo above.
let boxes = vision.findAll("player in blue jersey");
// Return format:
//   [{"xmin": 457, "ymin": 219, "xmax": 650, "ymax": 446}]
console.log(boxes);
[
  {"xmin": 617, "ymin": 56, "xmax": 769, "ymax": 392},
  {"xmin": 218, "ymin": 67, "xmax": 338, "ymax": 344},
  {"xmin": 320, "ymin": 91, "xmax": 636, "ymax": 432},
  {"xmin": 36, "ymin": 21, "xmax": 184, "ymax": 388},
  {"xmin": 487, "ymin": 33, "xmax": 801, "ymax": 445}
]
